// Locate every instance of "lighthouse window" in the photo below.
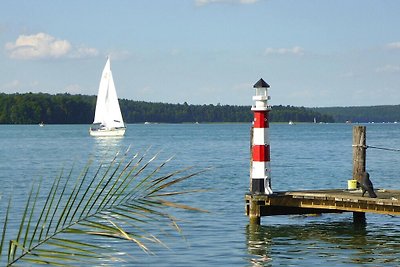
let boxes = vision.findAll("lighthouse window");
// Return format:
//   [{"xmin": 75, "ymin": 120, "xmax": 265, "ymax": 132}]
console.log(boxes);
[{"xmin": 256, "ymin": 88, "xmax": 266, "ymax": 96}]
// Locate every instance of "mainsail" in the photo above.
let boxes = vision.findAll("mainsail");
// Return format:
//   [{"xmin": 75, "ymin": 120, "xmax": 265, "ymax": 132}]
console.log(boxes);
[{"xmin": 90, "ymin": 57, "xmax": 125, "ymax": 136}]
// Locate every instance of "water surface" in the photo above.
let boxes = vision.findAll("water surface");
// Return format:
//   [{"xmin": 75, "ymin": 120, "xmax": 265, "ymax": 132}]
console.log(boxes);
[{"xmin": 1, "ymin": 123, "xmax": 400, "ymax": 266}]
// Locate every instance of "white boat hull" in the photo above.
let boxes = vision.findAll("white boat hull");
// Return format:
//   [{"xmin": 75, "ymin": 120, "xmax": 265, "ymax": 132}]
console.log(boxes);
[{"xmin": 89, "ymin": 127, "xmax": 126, "ymax": 137}]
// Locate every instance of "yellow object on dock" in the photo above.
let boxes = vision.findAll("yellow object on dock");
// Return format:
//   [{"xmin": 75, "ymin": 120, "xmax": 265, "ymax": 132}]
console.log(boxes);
[{"xmin": 347, "ymin": 179, "xmax": 358, "ymax": 190}]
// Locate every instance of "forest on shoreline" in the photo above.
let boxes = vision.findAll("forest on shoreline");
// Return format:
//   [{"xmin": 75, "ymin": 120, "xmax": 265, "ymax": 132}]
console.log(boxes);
[
  {"xmin": 312, "ymin": 106, "xmax": 400, "ymax": 123},
  {"xmin": 0, "ymin": 92, "xmax": 398, "ymax": 124}
]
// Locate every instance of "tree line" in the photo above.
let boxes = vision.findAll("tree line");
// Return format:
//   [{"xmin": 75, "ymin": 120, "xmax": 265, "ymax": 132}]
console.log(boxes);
[
  {"xmin": 313, "ymin": 105, "xmax": 400, "ymax": 123},
  {"xmin": 0, "ymin": 92, "xmax": 334, "ymax": 124},
  {"xmin": 0, "ymin": 93, "xmax": 94, "ymax": 124}
]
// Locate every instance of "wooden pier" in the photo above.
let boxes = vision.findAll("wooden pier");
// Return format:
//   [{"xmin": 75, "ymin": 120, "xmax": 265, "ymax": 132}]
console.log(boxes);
[
  {"xmin": 246, "ymin": 125, "xmax": 400, "ymax": 224},
  {"xmin": 245, "ymin": 189, "xmax": 400, "ymax": 224}
]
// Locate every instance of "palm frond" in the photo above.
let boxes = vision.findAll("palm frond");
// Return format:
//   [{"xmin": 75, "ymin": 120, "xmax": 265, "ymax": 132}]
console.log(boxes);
[
  {"xmin": 0, "ymin": 149, "xmax": 207, "ymax": 266},
  {"xmin": 0, "ymin": 197, "xmax": 11, "ymax": 261}
]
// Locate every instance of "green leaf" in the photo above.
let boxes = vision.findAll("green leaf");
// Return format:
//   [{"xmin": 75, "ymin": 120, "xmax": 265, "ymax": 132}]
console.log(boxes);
[
  {"xmin": 1, "ymin": 149, "xmax": 207, "ymax": 266},
  {"xmin": 0, "ymin": 197, "xmax": 11, "ymax": 261}
]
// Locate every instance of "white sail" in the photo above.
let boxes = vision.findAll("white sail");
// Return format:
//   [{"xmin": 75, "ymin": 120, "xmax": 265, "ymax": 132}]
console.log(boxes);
[{"xmin": 90, "ymin": 57, "xmax": 126, "ymax": 137}]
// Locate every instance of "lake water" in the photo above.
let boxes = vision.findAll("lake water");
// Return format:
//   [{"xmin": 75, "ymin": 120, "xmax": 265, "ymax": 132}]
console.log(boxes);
[{"xmin": 1, "ymin": 123, "xmax": 400, "ymax": 266}]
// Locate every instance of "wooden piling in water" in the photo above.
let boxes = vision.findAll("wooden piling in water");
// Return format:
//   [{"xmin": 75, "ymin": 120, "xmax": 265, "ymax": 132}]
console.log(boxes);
[
  {"xmin": 352, "ymin": 126, "xmax": 366, "ymax": 183},
  {"xmin": 353, "ymin": 212, "xmax": 366, "ymax": 225},
  {"xmin": 248, "ymin": 198, "xmax": 261, "ymax": 225},
  {"xmin": 351, "ymin": 126, "xmax": 367, "ymax": 223}
]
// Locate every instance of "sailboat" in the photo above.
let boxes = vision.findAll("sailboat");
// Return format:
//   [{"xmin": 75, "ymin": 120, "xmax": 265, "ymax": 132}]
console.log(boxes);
[{"xmin": 89, "ymin": 57, "xmax": 126, "ymax": 137}]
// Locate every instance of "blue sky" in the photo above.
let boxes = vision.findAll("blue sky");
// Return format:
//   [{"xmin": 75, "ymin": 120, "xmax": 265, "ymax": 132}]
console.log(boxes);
[{"xmin": 1, "ymin": 0, "xmax": 400, "ymax": 107}]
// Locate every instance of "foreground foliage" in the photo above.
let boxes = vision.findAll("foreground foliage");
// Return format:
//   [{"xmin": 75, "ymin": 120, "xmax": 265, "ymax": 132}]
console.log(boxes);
[{"xmin": 0, "ymin": 149, "xmax": 206, "ymax": 266}]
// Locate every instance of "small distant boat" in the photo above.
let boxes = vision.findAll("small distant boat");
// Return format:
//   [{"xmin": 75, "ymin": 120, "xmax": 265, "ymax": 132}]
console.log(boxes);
[
  {"xmin": 90, "ymin": 57, "xmax": 126, "ymax": 137},
  {"xmin": 39, "ymin": 122, "xmax": 44, "ymax": 127},
  {"xmin": 288, "ymin": 120, "xmax": 295, "ymax": 125}
]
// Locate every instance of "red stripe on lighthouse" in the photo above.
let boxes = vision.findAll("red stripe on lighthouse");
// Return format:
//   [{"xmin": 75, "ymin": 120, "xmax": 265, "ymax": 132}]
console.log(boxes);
[
  {"xmin": 253, "ymin": 111, "xmax": 269, "ymax": 128},
  {"xmin": 252, "ymin": 145, "xmax": 270, "ymax": 162}
]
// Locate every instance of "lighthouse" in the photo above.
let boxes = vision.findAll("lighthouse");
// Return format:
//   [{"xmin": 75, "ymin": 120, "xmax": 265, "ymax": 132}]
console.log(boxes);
[{"xmin": 250, "ymin": 78, "xmax": 273, "ymax": 195}]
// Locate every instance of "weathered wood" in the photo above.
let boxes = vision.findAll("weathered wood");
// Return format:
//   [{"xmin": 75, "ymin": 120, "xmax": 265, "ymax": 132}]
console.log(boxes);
[
  {"xmin": 247, "ymin": 198, "xmax": 261, "ymax": 225},
  {"xmin": 352, "ymin": 126, "xmax": 366, "ymax": 182},
  {"xmin": 245, "ymin": 189, "xmax": 400, "ymax": 219}
]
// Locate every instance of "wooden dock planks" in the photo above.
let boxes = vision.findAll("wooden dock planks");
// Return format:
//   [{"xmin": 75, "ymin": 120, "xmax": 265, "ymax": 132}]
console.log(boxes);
[{"xmin": 245, "ymin": 189, "xmax": 400, "ymax": 219}]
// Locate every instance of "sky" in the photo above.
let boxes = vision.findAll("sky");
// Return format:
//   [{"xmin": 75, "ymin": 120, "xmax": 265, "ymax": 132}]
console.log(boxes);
[{"xmin": 1, "ymin": 0, "xmax": 400, "ymax": 107}]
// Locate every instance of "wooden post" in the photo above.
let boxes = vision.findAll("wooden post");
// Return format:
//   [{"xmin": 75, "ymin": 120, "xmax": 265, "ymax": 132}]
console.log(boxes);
[
  {"xmin": 352, "ymin": 126, "xmax": 366, "ymax": 183},
  {"xmin": 353, "ymin": 211, "xmax": 366, "ymax": 225},
  {"xmin": 249, "ymin": 198, "xmax": 261, "ymax": 225},
  {"xmin": 352, "ymin": 126, "xmax": 367, "ymax": 224}
]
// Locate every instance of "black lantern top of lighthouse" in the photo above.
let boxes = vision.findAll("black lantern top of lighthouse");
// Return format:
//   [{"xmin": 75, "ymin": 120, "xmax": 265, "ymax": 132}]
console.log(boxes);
[{"xmin": 253, "ymin": 78, "xmax": 270, "ymax": 88}]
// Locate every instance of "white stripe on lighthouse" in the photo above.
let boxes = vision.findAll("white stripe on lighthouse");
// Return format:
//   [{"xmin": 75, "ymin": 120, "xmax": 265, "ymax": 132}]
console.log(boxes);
[
  {"xmin": 253, "ymin": 128, "xmax": 269, "ymax": 145},
  {"xmin": 251, "ymin": 161, "xmax": 271, "ymax": 178}
]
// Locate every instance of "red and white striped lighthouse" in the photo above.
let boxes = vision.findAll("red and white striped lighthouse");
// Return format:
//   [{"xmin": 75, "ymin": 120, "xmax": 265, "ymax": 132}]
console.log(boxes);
[{"xmin": 251, "ymin": 78, "xmax": 273, "ymax": 195}]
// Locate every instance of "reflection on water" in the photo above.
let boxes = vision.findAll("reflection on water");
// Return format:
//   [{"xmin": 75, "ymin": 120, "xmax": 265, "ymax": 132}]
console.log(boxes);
[
  {"xmin": 93, "ymin": 136, "xmax": 125, "ymax": 149},
  {"xmin": 91, "ymin": 136, "xmax": 126, "ymax": 159},
  {"xmin": 246, "ymin": 216, "xmax": 400, "ymax": 266},
  {"xmin": 246, "ymin": 223, "xmax": 273, "ymax": 266}
]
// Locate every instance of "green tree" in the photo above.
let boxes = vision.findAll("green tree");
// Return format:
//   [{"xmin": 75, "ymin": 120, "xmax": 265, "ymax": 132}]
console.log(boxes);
[{"xmin": 0, "ymin": 92, "xmax": 335, "ymax": 124}]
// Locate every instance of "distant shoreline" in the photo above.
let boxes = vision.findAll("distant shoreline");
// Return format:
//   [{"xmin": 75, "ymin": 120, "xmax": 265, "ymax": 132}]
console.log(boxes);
[{"xmin": 1, "ymin": 92, "xmax": 398, "ymax": 124}]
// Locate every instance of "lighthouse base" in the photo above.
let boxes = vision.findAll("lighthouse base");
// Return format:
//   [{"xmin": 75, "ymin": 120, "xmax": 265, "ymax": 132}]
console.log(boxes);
[{"xmin": 251, "ymin": 178, "xmax": 273, "ymax": 195}]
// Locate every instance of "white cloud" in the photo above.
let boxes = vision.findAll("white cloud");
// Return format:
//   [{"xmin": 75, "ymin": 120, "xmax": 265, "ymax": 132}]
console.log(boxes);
[
  {"xmin": 195, "ymin": 0, "xmax": 259, "ymax": 6},
  {"xmin": 386, "ymin": 42, "xmax": 400, "ymax": 50},
  {"xmin": 264, "ymin": 46, "xmax": 304, "ymax": 56},
  {"xmin": 376, "ymin": 64, "xmax": 400, "ymax": 73},
  {"xmin": 5, "ymin": 33, "xmax": 71, "ymax": 59},
  {"xmin": 5, "ymin": 33, "xmax": 98, "ymax": 60}
]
